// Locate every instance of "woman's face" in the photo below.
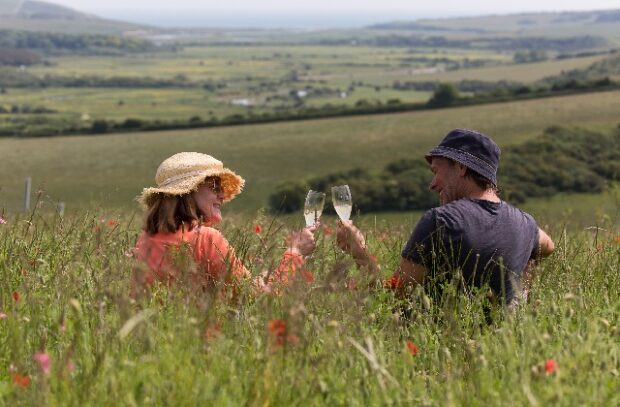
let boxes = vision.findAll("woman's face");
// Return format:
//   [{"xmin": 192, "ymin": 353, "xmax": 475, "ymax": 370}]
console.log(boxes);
[{"xmin": 192, "ymin": 177, "xmax": 225, "ymax": 225}]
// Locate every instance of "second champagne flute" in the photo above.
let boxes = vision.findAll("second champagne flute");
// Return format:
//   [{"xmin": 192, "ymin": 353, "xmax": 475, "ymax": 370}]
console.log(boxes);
[{"xmin": 331, "ymin": 185, "xmax": 352, "ymax": 221}]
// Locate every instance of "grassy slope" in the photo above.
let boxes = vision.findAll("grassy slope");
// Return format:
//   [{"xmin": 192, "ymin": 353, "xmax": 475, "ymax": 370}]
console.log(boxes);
[{"xmin": 1, "ymin": 90, "xmax": 620, "ymax": 215}]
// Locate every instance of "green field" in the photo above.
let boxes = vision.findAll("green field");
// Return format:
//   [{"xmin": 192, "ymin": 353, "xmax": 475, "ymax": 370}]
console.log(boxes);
[
  {"xmin": 0, "ymin": 206, "xmax": 618, "ymax": 405},
  {"xmin": 1, "ymin": 89, "xmax": 620, "ymax": 216},
  {"xmin": 3, "ymin": 44, "xmax": 615, "ymax": 133}
]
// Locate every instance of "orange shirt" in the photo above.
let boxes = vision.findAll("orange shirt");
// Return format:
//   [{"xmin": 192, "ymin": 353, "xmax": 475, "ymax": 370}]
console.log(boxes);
[{"xmin": 133, "ymin": 225, "xmax": 307, "ymax": 292}]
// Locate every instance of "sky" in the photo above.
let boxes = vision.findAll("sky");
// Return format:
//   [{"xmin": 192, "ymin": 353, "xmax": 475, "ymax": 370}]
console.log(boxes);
[{"xmin": 45, "ymin": 0, "xmax": 620, "ymax": 28}]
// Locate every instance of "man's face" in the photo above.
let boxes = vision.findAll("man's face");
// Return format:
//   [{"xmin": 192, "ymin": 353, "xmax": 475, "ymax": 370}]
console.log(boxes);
[{"xmin": 429, "ymin": 157, "xmax": 463, "ymax": 205}]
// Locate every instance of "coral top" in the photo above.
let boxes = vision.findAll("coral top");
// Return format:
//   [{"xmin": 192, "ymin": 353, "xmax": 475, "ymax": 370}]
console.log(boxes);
[{"xmin": 133, "ymin": 225, "xmax": 307, "ymax": 291}]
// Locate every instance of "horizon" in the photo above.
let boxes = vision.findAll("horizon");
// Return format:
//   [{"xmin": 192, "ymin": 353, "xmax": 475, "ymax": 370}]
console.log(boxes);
[{"xmin": 22, "ymin": 0, "xmax": 620, "ymax": 29}]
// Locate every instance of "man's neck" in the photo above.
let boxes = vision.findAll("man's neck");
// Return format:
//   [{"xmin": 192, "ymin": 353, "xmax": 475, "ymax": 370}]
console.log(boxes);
[{"xmin": 461, "ymin": 183, "xmax": 500, "ymax": 203}]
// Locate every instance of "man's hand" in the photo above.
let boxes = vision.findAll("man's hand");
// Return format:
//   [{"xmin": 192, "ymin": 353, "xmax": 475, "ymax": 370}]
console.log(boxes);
[{"xmin": 336, "ymin": 220, "xmax": 367, "ymax": 259}]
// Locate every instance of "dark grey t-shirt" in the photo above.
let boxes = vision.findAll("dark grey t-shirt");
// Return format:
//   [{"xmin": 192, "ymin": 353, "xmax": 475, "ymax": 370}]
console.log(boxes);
[{"xmin": 402, "ymin": 198, "xmax": 539, "ymax": 303}]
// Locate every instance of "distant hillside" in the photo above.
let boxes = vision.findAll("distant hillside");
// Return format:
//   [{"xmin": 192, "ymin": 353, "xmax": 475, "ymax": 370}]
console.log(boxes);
[
  {"xmin": 369, "ymin": 9, "xmax": 620, "ymax": 33},
  {"xmin": 0, "ymin": 0, "xmax": 152, "ymax": 35}
]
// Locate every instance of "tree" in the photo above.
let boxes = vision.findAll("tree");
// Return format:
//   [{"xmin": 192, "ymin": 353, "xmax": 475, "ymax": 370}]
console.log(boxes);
[{"xmin": 427, "ymin": 83, "xmax": 459, "ymax": 108}]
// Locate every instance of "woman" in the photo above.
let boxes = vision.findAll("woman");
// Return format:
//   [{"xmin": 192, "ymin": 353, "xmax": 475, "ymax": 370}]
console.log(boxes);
[{"xmin": 133, "ymin": 152, "xmax": 316, "ymax": 295}]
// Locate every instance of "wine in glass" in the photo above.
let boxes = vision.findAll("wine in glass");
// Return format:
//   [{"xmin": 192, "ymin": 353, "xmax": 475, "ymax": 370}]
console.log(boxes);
[
  {"xmin": 331, "ymin": 185, "xmax": 352, "ymax": 221},
  {"xmin": 304, "ymin": 190, "xmax": 325, "ymax": 226}
]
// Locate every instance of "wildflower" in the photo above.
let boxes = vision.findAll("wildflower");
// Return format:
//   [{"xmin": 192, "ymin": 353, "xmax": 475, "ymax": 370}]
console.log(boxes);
[
  {"xmin": 34, "ymin": 351, "xmax": 52, "ymax": 376},
  {"xmin": 406, "ymin": 340, "xmax": 419, "ymax": 356},
  {"xmin": 0, "ymin": 312, "xmax": 7, "ymax": 320},
  {"xmin": 254, "ymin": 224, "xmax": 262, "ymax": 234},
  {"xmin": 12, "ymin": 291, "xmax": 20, "ymax": 303},
  {"xmin": 12, "ymin": 373, "xmax": 31, "ymax": 388},
  {"xmin": 0, "ymin": 216, "xmax": 7, "ymax": 225},
  {"xmin": 385, "ymin": 275, "xmax": 404, "ymax": 290},
  {"xmin": 107, "ymin": 219, "xmax": 118, "ymax": 227},
  {"xmin": 268, "ymin": 319, "xmax": 287, "ymax": 346},
  {"xmin": 544, "ymin": 359, "xmax": 557, "ymax": 374},
  {"xmin": 614, "ymin": 235, "xmax": 620, "ymax": 244},
  {"xmin": 322, "ymin": 225, "xmax": 333, "ymax": 236},
  {"xmin": 205, "ymin": 322, "xmax": 222, "ymax": 342}
]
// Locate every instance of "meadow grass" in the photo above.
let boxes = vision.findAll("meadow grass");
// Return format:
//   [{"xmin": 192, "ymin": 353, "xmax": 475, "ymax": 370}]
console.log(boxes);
[
  {"xmin": 0, "ymin": 207, "xmax": 618, "ymax": 405},
  {"xmin": 1, "ymin": 90, "xmax": 620, "ymax": 214}
]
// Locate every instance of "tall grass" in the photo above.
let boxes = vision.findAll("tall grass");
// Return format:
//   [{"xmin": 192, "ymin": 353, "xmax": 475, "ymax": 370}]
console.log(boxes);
[{"xmin": 0, "ymin": 208, "xmax": 618, "ymax": 405}]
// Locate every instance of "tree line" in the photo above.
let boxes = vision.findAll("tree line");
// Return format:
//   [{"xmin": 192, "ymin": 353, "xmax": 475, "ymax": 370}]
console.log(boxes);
[
  {"xmin": 268, "ymin": 126, "xmax": 620, "ymax": 214},
  {"xmin": 0, "ymin": 30, "xmax": 161, "ymax": 54}
]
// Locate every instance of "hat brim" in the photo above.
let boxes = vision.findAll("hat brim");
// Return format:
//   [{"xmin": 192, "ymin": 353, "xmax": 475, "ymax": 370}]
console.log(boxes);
[
  {"xmin": 137, "ymin": 168, "xmax": 245, "ymax": 209},
  {"xmin": 425, "ymin": 146, "xmax": 497, "ymax": 186}
]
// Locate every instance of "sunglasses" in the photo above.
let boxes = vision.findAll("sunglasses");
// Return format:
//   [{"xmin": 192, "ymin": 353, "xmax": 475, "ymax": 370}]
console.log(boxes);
[{"xmin": 204, "ymin": 177, "xmax": 223, "ymax": 194}]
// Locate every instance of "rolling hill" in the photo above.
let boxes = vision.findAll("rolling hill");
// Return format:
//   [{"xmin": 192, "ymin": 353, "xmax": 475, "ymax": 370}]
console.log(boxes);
[{"xmin": 0, "ymin": 0, "xmax": 152, "ymax": 35}]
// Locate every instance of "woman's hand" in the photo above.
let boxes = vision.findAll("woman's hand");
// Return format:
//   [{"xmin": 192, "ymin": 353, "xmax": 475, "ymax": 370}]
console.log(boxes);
[{"xmin": 285, "ymin": 224, "xmax": 317, "ymax": 257}]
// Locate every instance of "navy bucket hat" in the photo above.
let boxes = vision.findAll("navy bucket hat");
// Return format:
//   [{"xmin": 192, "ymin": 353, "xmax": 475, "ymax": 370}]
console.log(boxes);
[{"xmin": 425, "ymin": 129, "xmax": 501, "ymax": 186}]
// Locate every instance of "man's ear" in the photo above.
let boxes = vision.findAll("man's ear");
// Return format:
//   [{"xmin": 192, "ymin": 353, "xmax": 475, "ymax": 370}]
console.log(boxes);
[{"xmin": 457, "ymin": 163, "xmax": 468, "ymax": 177}]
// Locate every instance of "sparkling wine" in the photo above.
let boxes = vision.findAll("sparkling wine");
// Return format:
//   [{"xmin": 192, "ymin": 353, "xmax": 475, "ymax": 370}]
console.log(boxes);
[
  {"xmin": 334, "ymin": 203, "xmax": 352, "ymax": 221},
  {"xmin": 304, "ymin": 208, "xmax": 323, "ymax": 226}
]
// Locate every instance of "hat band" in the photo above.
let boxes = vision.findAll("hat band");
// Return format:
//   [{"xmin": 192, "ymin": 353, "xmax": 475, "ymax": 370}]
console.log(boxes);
[
  {"xmin": 434, "ymin": 145, "xmax": 496, "ymax": 172},
  {"xmin": 159, "ymin": 170, "xmax": 208, "ymax": 187}
]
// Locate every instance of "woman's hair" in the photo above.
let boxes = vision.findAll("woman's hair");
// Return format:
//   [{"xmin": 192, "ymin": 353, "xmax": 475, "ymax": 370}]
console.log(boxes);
[{"xmin": 144, "ymin": 193, "xmax": 202, "ymax": 235}]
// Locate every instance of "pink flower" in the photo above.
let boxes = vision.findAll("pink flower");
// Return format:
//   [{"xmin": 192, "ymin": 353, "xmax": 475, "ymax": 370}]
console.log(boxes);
[
  {"xmin": 254, "ymin": 224, "xmax": 262, "ymax": 234},
  {"xmin": 0, "ymin": 216, "xmax": 7, "ymax": 225},
  {"xmin": 0, "ymin": 312, "xmax": 7, "ymax": 320},
  {"xmin": 545, "ymin": 359, "xmax": 557, "ymax": 374},
  {"xmin": 34, "ymin": 351, "xmax": 51, "ymax": 376}
]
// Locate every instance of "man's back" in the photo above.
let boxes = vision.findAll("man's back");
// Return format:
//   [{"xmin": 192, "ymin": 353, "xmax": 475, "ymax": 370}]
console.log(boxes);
[{"xmin": 402, "ymin": 198, "xmax": 540, "ymax": 303}]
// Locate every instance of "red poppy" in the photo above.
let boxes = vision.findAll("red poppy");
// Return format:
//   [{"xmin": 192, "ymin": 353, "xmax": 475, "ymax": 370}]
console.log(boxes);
[
  {"xmin": 322, "ymin": 225, "xmax": 333, "ymax": 236},
  {"xmin": 11, "ymin": 373, "xmax": 31, "ymax": 388},
  {"xmin": 406, "ymin": 340, "xmax": 418, "ymax": 356},
  {"xmin": 614, "ymin": 236, "xmax": 620, "ymax": 244},
  {"xmin": 268, "ymin": 319, "xmax": 287, "ymax": 346},
  {"xmin": 254, "ymin": 224, "xmax": 262, "ymax": 234},
  {"xmin": 205, "ymin": 322, "xmax": 222, "ymax": 342},
  {"xmin": 107, "ymin": 219, "xmax": 118, "ymax": 227},
  {"xmin": 544, "ymin": 359, "xmax": 557, "ymax": 374},
  {"xmin": 385, "ymin": 275, "xmax": 405, "ymax": 290},
  {"xmin": 12, "ymin": 291, "xmax": 20, "ymax": 303}
]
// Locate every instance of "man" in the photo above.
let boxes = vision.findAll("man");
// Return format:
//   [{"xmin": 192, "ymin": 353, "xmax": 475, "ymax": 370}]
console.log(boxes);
[{"xmin": 336, "ymin": 128, "xmax": 554, "ymax": 306}]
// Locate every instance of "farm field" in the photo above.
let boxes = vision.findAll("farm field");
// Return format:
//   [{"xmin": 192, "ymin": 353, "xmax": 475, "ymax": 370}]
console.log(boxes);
[
  {"xmin": 2, "ymin": 45, "xmax": 614, "ymax": 132},
  {"xmin": 1, "ymin": 89, "xmax": 620, "ymax": 215}
]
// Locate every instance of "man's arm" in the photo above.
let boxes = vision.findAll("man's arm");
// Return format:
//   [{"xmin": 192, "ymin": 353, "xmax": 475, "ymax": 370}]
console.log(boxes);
[
  {"xmin": 389, "ymin": 257, "xmax": 428, "ymax": 295},
  {"xmin": 522, "ymin": 228, "xmax": 554, "ymax": 301},
  {"xmin": 537, "ymin": 228, "xmax": 555, "ymax": 257}
]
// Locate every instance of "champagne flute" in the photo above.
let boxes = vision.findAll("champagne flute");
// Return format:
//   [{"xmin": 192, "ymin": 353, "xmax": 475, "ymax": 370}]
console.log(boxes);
[
  {"xmin": 304, "ymin": 190, "xmax": 325, "ymax": 227},
  {"xmin": 331, "ymin": 185, "xmax": 352, "ymax": 221}
]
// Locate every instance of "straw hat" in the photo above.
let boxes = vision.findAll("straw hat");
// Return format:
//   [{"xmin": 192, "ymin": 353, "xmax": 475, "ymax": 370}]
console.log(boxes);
[{"xmin": 138, "ymin": 152, "xmax": 245, "ymax": 208}]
